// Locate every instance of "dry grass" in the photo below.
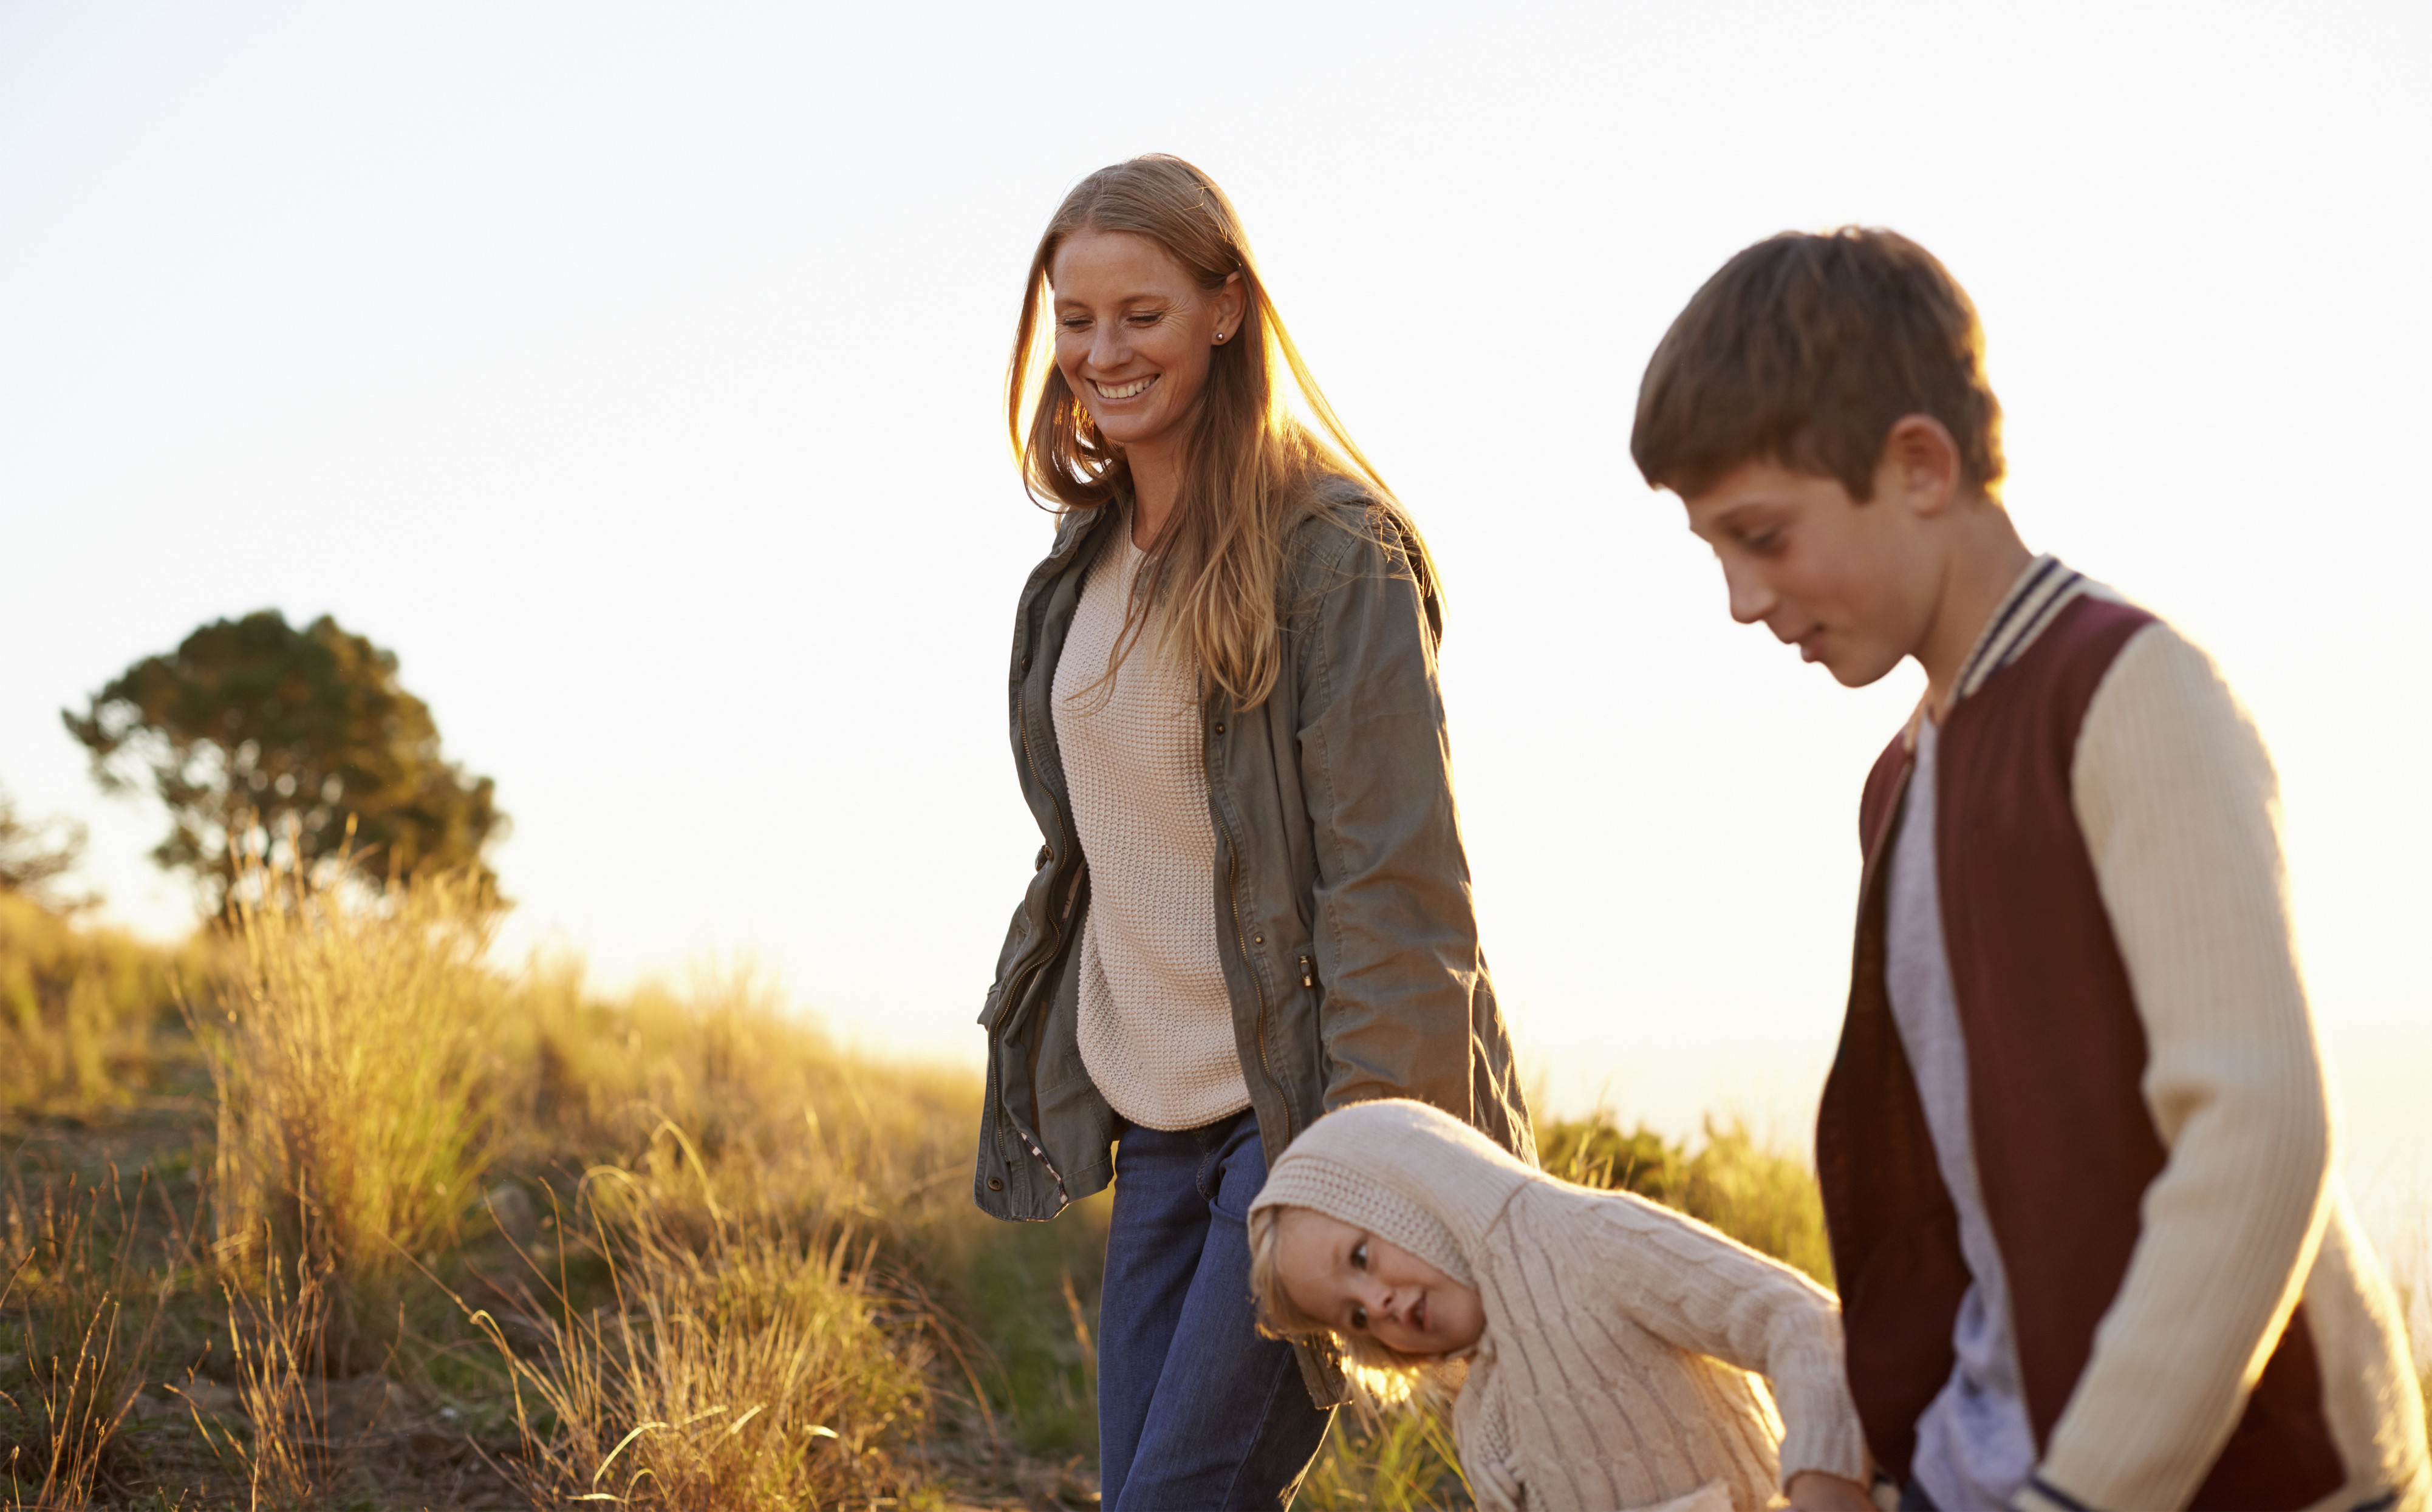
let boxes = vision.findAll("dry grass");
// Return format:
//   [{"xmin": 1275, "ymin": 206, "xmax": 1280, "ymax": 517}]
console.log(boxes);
[
  {"xmin": 188, "ymin": 1251, "xmax": 338, "ymax": 1510},
  {"xmin": 0, "ymin": 1168, "xmax": 179, "ymax": 1508},
  {"xmin": 203, "ymin": 859, "xmax": 503, "ymax": 1374},
  {"xmin": 502, "ymin": 958, "xmax": 974, "ymax": 1222},
  {"xmin": 471, "ymin": 1149, "xmax": 935, "ymax": 1511},
  {"xmin": 463, "ymin": 966, "xmax": 967, "ymax": 1510},
  {"xmin": 1298, "ymin": 1406, "xmax": 1470, "ymax": 1512},
  {"xmin": 0, "ymin": 893, "xmax": 188, "ymax": 1117}
]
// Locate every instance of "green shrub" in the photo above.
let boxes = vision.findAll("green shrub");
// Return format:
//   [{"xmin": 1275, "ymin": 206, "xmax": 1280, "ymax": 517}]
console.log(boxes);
[{"xmin": 1540, "ymin": 1112, "xmax": 1834, "ymax": 1286}]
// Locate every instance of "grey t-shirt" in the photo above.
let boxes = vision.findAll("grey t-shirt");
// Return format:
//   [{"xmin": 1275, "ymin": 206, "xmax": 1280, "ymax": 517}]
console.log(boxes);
[{"xmin": 1887, "ymin": 717, "xmax": 2039, "ymax": 1510}]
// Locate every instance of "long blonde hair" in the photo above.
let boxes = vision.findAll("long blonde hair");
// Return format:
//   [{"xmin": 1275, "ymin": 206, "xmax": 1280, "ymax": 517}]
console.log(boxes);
[{"xmin": 1007, "ymin": 154, "xmax": 1439, "ymax": 709}]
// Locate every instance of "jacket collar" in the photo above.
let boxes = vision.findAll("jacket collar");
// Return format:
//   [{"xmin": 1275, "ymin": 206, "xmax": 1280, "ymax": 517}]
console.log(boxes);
[
  {"xmin": 1047, "ymin": 501, "xmax": 1114, "ymax": 560},
  {"xmin": 1952, "ymin": 554, "xmax": 2085, "ymax": 704},
  {"xmin": 1901, "ymin": 554, "xmax": 2086, "ymax": 752}
]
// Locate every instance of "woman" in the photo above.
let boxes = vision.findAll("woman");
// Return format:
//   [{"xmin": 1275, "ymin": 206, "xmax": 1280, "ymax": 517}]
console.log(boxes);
[{"xmin": 973, "ymin": 154, "xmax": 1532, "ymax": 1510}]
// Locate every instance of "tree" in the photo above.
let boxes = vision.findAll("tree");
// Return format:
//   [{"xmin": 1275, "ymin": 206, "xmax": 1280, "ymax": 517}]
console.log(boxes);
[
  {"xmin": 63, "ymin": 610, "xmax": 505, "ymax": 911},
  {"xmin": 0, "ymin": 783, "xmax": 89, "ymax": 908}
]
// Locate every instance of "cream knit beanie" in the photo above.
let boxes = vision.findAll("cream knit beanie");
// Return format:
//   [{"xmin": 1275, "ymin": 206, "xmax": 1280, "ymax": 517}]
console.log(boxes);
[
  {"xmin": 1254, "ymin": 1149, "xmax": 1473, "ymax": 1288},
  {"xmin": 1254, "ymin": 1098, "xmax": 1541, "ymax": 1296}
]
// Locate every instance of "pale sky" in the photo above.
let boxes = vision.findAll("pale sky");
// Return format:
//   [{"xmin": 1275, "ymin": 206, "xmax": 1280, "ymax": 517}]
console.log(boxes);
[{"xmin": 3, "ymin": 4, "xmax": 2424, "ymax": 1220}]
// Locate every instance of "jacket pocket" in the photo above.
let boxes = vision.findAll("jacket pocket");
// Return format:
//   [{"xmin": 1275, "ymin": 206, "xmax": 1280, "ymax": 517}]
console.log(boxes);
[{"xmin": 979, "ymin": 933, "xmax": 1029, "ymax": 1029}]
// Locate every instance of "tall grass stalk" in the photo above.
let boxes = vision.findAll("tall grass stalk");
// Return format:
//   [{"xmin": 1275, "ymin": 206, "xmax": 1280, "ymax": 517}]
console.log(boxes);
[
  {"xmin": 205, "ymin": 859, "xmax": 500, "ymax": 1373},
  {"xmin": 0, "ymin": 1169, "xmax": 174, "ymax": 1508},
  {"xmin": 184, "ymin": 1251, "xmax": 336, "ymax": 1511},
  {"xmin": 477, "ymin": 1146, "xmax": 933, "ymax": 1511}
]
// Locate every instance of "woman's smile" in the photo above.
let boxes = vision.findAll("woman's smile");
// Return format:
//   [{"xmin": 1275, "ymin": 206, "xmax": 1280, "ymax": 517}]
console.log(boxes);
[{"xmin": 1048, "ymin": 227, "xmax": 1237, "ymax": 519}]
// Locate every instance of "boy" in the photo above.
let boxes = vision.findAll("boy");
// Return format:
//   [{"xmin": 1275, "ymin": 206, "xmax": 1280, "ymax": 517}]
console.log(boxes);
[{"xmin": 1630, "ymin": 229, "xmax": 2426, "ymax": 1512}]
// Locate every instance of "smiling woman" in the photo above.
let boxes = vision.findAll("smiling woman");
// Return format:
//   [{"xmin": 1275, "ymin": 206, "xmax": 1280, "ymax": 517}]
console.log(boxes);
[
  {"xmin": 1001, "ymin": 152, "xmax": 1394, "ymax": 709},
  {"xmin": 1045, "ymin": 228, "xmax": 1242, "ymax": 537},
  {"xmin": 973, "ymin": 155, "xmax": 1535, "ymax": 1511}
]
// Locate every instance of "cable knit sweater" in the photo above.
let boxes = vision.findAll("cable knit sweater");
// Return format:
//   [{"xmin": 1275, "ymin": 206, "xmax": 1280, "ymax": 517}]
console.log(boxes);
[{"xmin": 1252, "ymin": 1100, "xmax": 1870, "ymax": 1512}]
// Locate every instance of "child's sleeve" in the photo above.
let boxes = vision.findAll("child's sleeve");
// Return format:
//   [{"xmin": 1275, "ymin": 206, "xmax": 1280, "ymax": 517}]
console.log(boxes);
[
  {"xmin": 1584, "ymin": 1191, "xmax": 1871, "ymax": 1491},
  {"xmin": 2028, "ymin": 621, "xmax": 2334, "ymax": 1511}
]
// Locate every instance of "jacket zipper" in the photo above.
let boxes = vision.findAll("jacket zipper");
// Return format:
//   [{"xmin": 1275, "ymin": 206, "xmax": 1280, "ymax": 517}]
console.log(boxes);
[
  {"xmin": 1008, "ymin": 650, "xmax": 1078, "ymax": 1204},
  {"xmin": 1299, "ymin": 954, "xmax": 1315, "ymax": 990}
]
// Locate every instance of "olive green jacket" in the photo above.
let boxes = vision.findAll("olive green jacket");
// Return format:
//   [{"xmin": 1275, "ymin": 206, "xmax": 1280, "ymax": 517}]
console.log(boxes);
[{"xmin": 972, "ymin": 483, "xmax": 1535, "ymax": 1405}]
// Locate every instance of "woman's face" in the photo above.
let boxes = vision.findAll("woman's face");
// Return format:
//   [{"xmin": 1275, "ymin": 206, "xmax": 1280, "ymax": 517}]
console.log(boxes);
[
  {"xmin": 1048, "ymin": 228, "xmax": 1243, "ymax": 463},
  {"xmin": 1273, "ymin": 1207, "xmax": 1484, "ymax": 1356}
]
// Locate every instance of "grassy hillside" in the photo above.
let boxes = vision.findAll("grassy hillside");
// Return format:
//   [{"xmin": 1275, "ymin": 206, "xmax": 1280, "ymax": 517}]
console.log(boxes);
[{"xmin": 2, "ymin": 871, "xmax": 2421, "ymax": 1509}]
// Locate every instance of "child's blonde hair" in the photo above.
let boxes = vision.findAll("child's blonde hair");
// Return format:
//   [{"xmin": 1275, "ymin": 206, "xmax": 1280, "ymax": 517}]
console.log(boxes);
[{"xmin": 1245, "ymin": 1202, "xmax": 1463, "ymax": 1410}]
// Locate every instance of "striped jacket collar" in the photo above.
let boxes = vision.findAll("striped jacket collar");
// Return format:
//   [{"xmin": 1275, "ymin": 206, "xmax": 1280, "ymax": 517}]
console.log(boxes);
[{"xmin": 1905, "ymin": 555, "xmax": 2090, "ymax": 747}]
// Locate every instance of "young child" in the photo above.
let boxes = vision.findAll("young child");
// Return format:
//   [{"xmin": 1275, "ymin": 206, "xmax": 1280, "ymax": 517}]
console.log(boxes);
[
  {"xmin": 1630, "ymin": 228, "xmax": 2428, "ymax": 1512},
  {"xmin": 1248, "ymin": 1097, "xmax": 1876, "ymax": 1512}
]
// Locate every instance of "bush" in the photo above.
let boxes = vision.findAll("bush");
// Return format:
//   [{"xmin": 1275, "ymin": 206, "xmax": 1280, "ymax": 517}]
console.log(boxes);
[
  {"xmin": 1540, "ymin": 1112, "xmax": 1833, "ymax": 1285},
  {"xmin": 204, "ymin": 861, "xmax": 502, "ymax": 1374}
]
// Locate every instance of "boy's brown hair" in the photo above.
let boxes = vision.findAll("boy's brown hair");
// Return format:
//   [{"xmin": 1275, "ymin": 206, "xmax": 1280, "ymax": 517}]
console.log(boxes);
[{"xmin": 1631, "ymin": 227, "xmax": 2004, "ymax": 502}]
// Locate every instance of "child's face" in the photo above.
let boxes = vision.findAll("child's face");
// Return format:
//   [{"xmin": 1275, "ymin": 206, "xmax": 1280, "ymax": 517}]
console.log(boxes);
[
  {"xmin": 1681, "ymin": 452, "xmax": 1945, "ymax": 691},
  {"xmin": 1272, "ymin": 1207, "xmax": 1483, "ymax": 1355}
]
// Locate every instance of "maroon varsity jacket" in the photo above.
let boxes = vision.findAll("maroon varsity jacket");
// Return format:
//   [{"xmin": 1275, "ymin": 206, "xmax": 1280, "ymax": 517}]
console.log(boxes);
[{"xmin": 1814, "ymin": 560, "xmax": 2344, "ymax": 1510}]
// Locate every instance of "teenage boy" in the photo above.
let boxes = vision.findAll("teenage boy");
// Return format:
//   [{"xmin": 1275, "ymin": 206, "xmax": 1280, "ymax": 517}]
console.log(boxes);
[{"xmin": 1630, "ymin": 229, "xmax": 2427, "ymax": 1512}]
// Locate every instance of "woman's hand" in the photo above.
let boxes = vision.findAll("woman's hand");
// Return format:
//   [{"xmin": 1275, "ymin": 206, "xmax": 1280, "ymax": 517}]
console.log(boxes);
[{"xmin": 1786, "ymin": 1470, "xmax": 1877, "ymax": 1511}]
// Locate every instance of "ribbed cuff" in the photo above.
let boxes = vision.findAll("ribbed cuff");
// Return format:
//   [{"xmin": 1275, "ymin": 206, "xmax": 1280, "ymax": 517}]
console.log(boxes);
[{"xmin": 1771, "ymin": 1343, "xmax": 1870, "ymax": 1489}]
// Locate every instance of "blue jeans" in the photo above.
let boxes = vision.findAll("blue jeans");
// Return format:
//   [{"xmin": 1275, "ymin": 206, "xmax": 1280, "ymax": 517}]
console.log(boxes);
[{"xmin": 1098, "ymin": 1108, "xmax": 1333, "ymax": 1510}]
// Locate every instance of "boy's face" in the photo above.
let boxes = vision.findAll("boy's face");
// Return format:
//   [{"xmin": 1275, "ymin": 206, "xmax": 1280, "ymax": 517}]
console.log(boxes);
[
  {"xmin": 1273, "ymin": 1207, "xmax": 1483, "ymax": 1355},
  {"xmin": 1681, "ymin": 454, "xmax": 1945, "ymax": 690}
]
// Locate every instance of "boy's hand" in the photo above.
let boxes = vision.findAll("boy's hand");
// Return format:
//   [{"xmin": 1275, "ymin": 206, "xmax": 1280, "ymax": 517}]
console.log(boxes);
[{"xmin": 1786, "ymin": 1471, "xmax": 1877, "ymax": 1511}]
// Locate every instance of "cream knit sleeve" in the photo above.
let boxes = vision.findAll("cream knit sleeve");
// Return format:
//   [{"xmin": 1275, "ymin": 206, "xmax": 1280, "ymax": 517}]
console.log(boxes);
[
  {"xmin": 1579, "ymin": 1191, "xmax": 1871, "ymax": 1491},
  {"xmin": 2032, "ymin": 622, "xmax": 2334, "ymax": 1511}
]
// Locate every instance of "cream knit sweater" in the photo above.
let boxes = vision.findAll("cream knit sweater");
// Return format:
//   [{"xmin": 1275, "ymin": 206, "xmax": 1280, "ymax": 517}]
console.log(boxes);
[
  {"xmin": 1050, "ymin": 531, "xmax": 1252, "ymax": 1132},
  {"xmin": 1252, "ymin": 1100, "xmax": 1869, "ymax": 1512}
]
